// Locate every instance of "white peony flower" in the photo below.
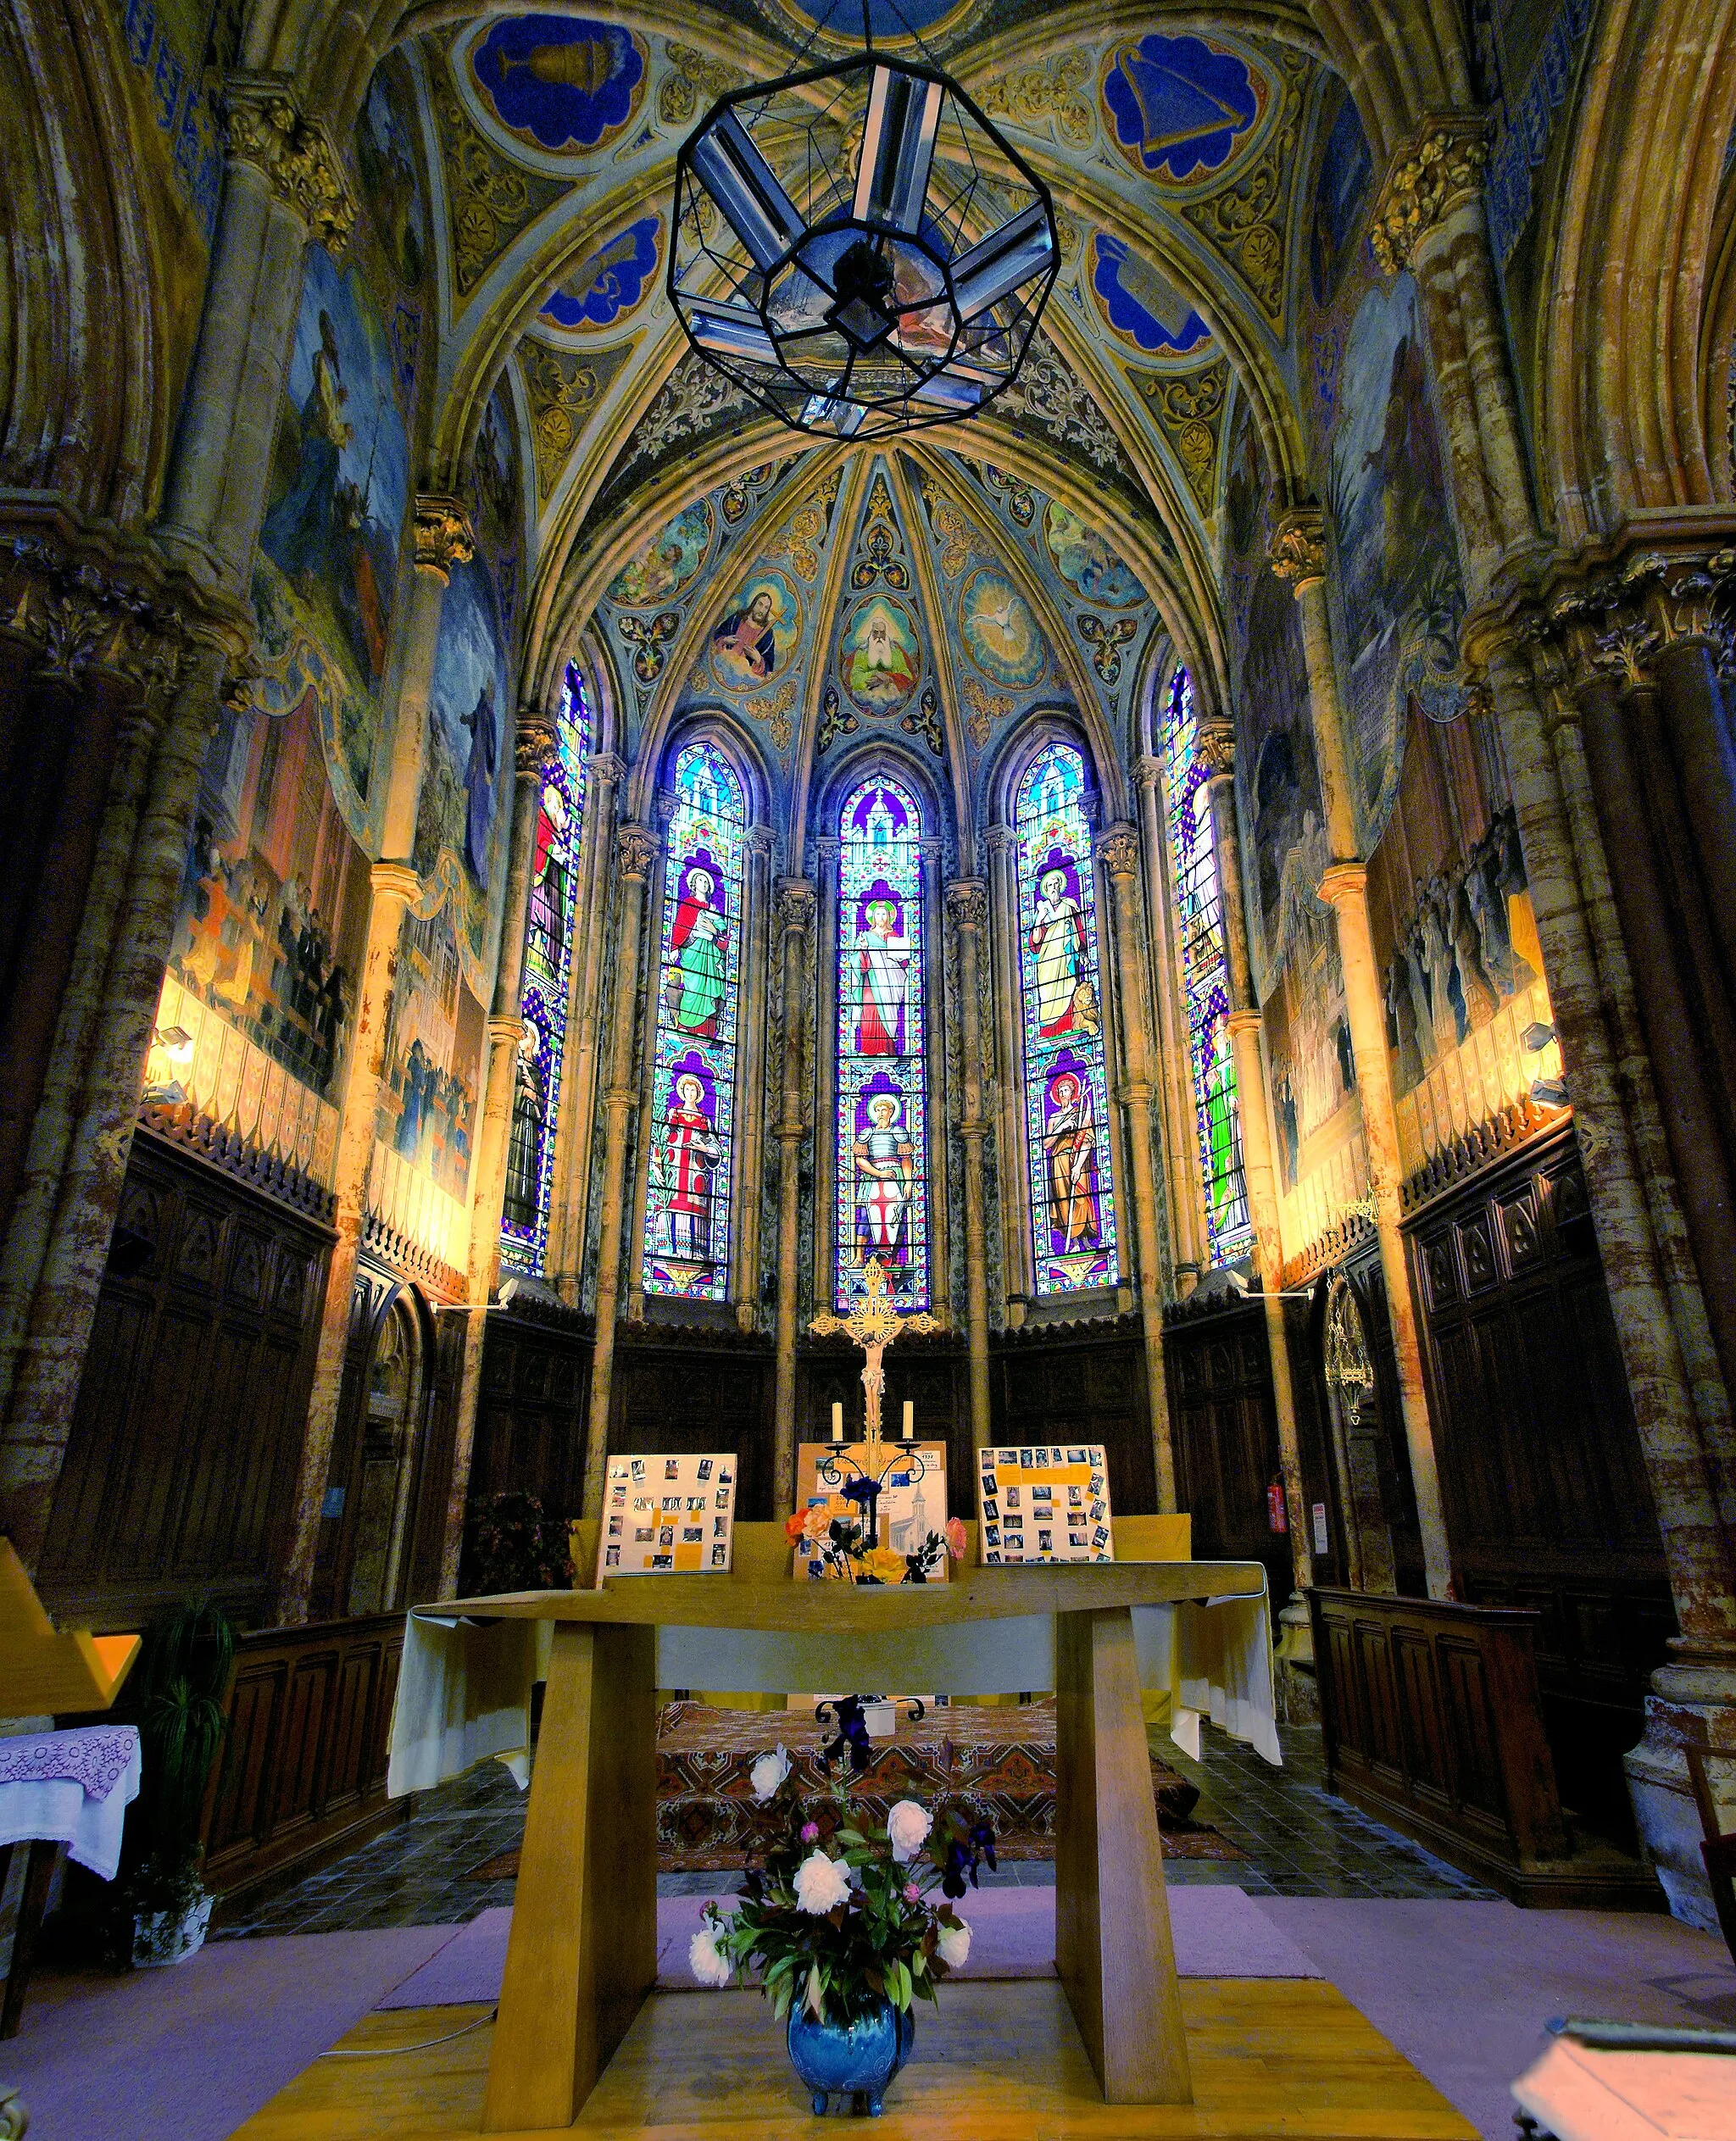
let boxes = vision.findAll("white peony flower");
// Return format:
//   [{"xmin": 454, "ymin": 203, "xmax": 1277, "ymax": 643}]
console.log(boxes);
[
  {"xmin": 935, "ymin": 1918, "xmax": 971, "ymax": 1969},
  {"xmin": 886, "ymin": 1799, "xmax": 932, "ymax": 1864},
  {"xmin": 689, "ymin": 1925, "xmax": 732, "ymax": 1987},
  {"xmin": 749, "ymin": 1746, "xmax": 792, "ymax": 1802},
  {"xmin": 793, "ymin": 1849, "xmax": 852, "ymax": 1915}
]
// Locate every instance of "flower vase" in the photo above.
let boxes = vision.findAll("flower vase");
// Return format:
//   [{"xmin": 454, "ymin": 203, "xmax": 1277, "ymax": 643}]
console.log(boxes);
[
  {"xmin": 786, "ymin": 2000, "xmax": 915, "ymax": 2117},
  {"xmin": 131, "ymin": 1889, "xmax": 214, "ymax": 1968}
]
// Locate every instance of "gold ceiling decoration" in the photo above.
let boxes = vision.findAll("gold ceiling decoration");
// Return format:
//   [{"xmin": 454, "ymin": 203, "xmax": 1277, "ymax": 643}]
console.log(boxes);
[
  {"xmin": 432, "ymin": 67, "xmax": 566, "ymax": 304},
  {"xmin": 1129, "ymin": 355, "xmax": 1229, "ymax": 514},
  {"xmin": 520, "ymin": 336, "xmax": 638, "ymax": 500},
  {"xmin": 1177, "ymin": 47, "xmax": 1309, "ymax": 336},
  {"xmin": 975, "ymin": 52, "xmax": 1096, "ymax": 148}
]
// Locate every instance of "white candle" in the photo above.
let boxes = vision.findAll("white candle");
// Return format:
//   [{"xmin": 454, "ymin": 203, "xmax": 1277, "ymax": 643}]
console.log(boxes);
[
  {"xmin": 832, "ymin": 1401, "xmax": 843, "ymax": 1443},
  {"xmin": 901, "ymin": 1400, "xmax": 914, "ymax": 1442}
]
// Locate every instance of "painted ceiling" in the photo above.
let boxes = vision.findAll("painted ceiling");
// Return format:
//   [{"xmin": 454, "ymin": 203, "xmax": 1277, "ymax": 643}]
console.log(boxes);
[{"xmin": 381, "ymin": 3, "xmax": 1364, "ymax": 726}]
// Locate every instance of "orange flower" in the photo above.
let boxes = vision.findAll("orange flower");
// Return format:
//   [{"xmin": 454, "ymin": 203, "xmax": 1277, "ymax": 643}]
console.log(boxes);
[{"xmin": 784, "ymin": 1509, "xmax": 809, "ymax": 1544}]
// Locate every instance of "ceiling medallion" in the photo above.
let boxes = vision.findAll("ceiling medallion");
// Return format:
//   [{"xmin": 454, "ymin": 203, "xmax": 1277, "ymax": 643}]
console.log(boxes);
[{"xmin": 668, "ymin": 9, "xmax": 1058, "ymax": 441}]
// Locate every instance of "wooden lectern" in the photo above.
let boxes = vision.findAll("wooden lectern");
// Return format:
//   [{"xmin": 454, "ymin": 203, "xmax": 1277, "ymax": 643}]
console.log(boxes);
[{"xmin": 430, "ymin": 1523, "xmax": 1258, "ymax": 2133}]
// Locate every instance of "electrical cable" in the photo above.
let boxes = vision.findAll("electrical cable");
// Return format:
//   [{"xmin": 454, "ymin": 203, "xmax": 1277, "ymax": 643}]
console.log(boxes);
[{"xmin": 317, "ymin": 2007, "xmax": 498, "ymax": 2058}]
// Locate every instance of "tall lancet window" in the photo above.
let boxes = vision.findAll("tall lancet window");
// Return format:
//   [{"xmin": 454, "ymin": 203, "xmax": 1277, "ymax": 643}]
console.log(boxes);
[
  {"xmin": 1015, "ymin": 742, "xmax": 1120, "ymax": 1293},
  {"xmin": 836, "ymin": 775, "xmax": 929, "ymax": 1310},
  {"xmin": 1163, "ymin": 666, "xmax": 1251, "ymax": 1261},
  {"xmin": 502, "ymin": 662, "xmax": 589, "ymax": 1276},
  {"xmin": 643, "ymin": 741, "xmax": 745, "ymax": 1303}
]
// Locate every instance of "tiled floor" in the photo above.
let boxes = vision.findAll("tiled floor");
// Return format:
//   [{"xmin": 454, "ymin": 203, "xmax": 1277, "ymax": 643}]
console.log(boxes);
[{"xmin": 214, "ymin": 1718, "xmax": 1492, "ymax": 1939}]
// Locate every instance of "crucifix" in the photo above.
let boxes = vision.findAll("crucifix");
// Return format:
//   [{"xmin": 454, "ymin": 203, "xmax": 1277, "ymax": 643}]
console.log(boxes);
[{"xmin": 810, "ymin": 1256, "xmax": 940, "ymax": 1529}]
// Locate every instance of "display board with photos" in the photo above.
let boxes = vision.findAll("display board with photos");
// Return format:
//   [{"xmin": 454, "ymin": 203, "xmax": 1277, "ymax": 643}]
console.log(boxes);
[
  {"xmin": 977, "ymin": 1443, "xmax": 1113, "ymax": 1564},
  {"xmin": 794, "ymin": 1442, "xmax": 950, "ymax": 1583},
  {"xmin": 598, "ymin": 1453, "xmax": 737, "ymax": 1577}
]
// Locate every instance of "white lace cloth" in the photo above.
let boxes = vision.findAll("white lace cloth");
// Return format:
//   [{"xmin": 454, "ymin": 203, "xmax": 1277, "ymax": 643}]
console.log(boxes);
[{"xmin": 0, "ymin": 1725, "xmax": 142, "ymax": 1879}]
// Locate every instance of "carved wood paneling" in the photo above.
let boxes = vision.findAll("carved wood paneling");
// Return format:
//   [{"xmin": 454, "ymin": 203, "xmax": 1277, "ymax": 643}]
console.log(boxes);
[
  {"xmin": 1162, "ymin": 1300, "xmax": 1291, "ymax": 1609},
  {"xmin": 613, "ymin": 1327, "xmax": 776, "ymax": 1521},
  {"xmin": 38, "ymin": 1126, "xmax": 331, "ymax": 1628},
  {"xmin": 990, "ymin": 1321, "xmax": 1155, "ymax": 1521}
]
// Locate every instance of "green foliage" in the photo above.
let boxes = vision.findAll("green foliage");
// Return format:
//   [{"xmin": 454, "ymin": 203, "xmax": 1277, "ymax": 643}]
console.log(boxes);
[
  {"xmin": 463, "ymin": 1489, "xmax": 574, "ymax": 1595},
  {"xmin": 698, "ymin": 1771, "xmax": 981, "ymax": 2029},
  {"xmin": 134, "ymin": 1595, "xmax": 234, "ymax": 1871}
]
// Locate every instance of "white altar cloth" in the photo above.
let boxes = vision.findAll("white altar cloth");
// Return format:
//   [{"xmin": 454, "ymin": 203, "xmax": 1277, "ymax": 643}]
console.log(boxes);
[
  {"xmin": 386, "ymin": 1575, "xmax": 1278, "ymax": 1797},
  {"xmin": 0, "ymin": 1726, "xmax": 142, "ymax": 1880}
]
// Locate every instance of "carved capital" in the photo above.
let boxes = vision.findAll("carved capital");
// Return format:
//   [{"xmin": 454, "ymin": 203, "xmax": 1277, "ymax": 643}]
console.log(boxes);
[
  {"xmin": 1095, "ymin": 820, "xmax": 1142, "ymax": 881},
  {"xmin": 984, "ymin": 823, "xmax": 1014, "ymax": 855},
  {"xmin": 587, "ymin": 750, "xmax": 626, "ymax": 787},
  {"xmin": 945, "ymin": 878, "xmax": 988, "ymax": 931},
  {"xmin": 776, "ymin": 876, "xmax": 817, "ymax": 931},
  {"xmin": 0, "ymin": 535, "xmax": 192, "ymax": 703},
  {"xmin": 1370, "ymin": 117, "xmax": 1488, "ymax": 276},
  {"xmin": 1270, "ymin": 509, "xmax": 1327, "ymax": 591},
  {"xmin": 413, "ymin": 495, "xmax": 476, "ymax": 582},
  {"xmin": 487, "ymin": 1015, "xmax": 526, "ymax": 1048},
  {"xmin": 1132, "ymin": 753, "xmax": 1164, "ymax": 796},
  {"xmin": 617, "ymin": 824, "xmax": 658, "ymax": 880},
  {"xmin": 514, "ymin": 709, "xmax": 557, "ymax": 776},
  {"xmin": 1194, "ymin": 716, "xmax": 1235, "ymax": 782},
  {"xmin": 370, "ymin": 859, "xmax": 421, "ymax": 907},
  {"xmin": 1226, "ymin": 1008, "xmax": 1262, "ymax": 1039},
  {"xmin": 225, "ymin": 76, "xmax": 357, "ymax": 249},
  {"xmin": 1316, "ymin": 859, "xmax": 1368, "ymax": 909}
]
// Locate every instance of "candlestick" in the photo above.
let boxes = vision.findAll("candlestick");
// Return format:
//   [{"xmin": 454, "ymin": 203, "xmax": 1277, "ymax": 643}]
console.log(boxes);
[
  {"xmin": 901, "ymin": 1400, "xmax": 913, "ymax": 1442},
  {"xmin": 832, "ymin": 1401, "xmax": 843, "ymax": 1443}
]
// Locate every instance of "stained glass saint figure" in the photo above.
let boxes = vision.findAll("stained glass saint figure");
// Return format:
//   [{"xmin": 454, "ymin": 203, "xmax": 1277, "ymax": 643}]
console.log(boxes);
[
  {"xmin": 854, "ymin": 1090, "xmax": 914, "ymax": 1271},
  {"xmin": 650, "ymin": 1068, "xmax": 721, "ymax": 1270},
  {"xmin": 665, "ymin": 859, "xmax": 728, "ymax": 1038},
  {"xmin": 854, "ymin": 891, "xmax": 910, "ymax": 1056},
  {"xmin": 1043, "ymin": 1066, "xmax": 1101, "ymax": 1254},
  {"xmin": 503, "ymin": 1018, "xmax": 546, "ymax": 1232},
  {"xmin": 1028, "ymin": 863, "xmax": 1098, "ymax": 1040}
]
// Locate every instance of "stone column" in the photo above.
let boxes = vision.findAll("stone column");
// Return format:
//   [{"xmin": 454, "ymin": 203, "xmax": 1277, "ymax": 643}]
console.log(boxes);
[
  {"xmin": 279, "ymin": 499, "xmax": 471, "ymax": 1621},
  {"xmin": 1096, "ymin": 823, "xmax": 1177, "ymax": 1513},
  {"xmin": 984, "ymin": 824, "xmax": 1031, "ymax": 1312},
  {"xmin": 1197, "ymin": 718, "xmax": 1310, "ymax": 1596},
  {"xmin": 0, "ymin": 638, "xmax": 230, "ymax": 1564},
  {"xmin": 733, "ymin": 826, "xmax": 774, "ymax": 1332},
  {"xmin": 440, "ymin": 706, "xmax": 559, "ymax": 1594},
  {"xmin": 579, "ymin": 825, "xmax": 659, "ymax": 1517},
  {"xmin": 771, "ymin": 876, "xmax": 815, "ymax": 1510},
  {"xmin": 1132, "ymin": 754, "xmax": 1209, "ymax": 1286},
  {"xmin": 548, "ymin": 751, "xmax": 623, "ymax": 1302},
  {"xmin": 1272, "ymin": 509, "xmax": 1452, "ymax": 1598},
  {"xmin": 947, "ymin": 880, "xmax": 993, "ymax": 1451}
]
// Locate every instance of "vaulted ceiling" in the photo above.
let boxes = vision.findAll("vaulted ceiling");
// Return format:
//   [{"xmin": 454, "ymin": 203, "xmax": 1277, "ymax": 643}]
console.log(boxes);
[{"xmin": 378, "ymin": 3, "xmax": 1360, "ymax": 731}]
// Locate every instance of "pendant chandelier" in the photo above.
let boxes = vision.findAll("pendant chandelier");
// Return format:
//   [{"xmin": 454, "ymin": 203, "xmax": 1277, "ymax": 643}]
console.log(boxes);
[{"xmin": 667, "ymin": 8, "xmax": 1059, "ymax": 440}]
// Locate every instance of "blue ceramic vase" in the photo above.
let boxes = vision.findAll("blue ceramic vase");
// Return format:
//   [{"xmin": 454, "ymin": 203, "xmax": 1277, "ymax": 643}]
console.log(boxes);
[{"xmin": 786, "ymin": 1999, "xmax": 915, "ymax": 2116}]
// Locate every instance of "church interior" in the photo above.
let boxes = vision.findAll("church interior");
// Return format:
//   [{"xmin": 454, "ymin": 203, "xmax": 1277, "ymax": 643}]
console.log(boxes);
[{"xmin": 4, "ymin": 0, "xmax": 1736, "ymax": 2133}]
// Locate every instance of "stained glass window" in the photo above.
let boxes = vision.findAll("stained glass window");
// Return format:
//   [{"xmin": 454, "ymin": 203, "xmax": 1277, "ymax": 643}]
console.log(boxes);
[
  {"xmin": 501, "ymin": 663, "xmax": 588, "ymax": 1276},
  {"xmin": 836, "ymin": 776, "xmax": 929, "ymax": 1310},
  {"xmin": 1014, "ymin": 742, "xmax": 1120, "ymax": 1293},
  {"xmin": 643, "ymin": 741, "xmax": 745, "ymax": 1302},
  {"xmin": 1162, "ymin": 667, "xmax": 1252, "ymax": 1261}
]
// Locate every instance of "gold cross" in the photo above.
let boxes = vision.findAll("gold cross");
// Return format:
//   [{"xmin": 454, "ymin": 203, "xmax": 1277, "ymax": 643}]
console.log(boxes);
[{"xmin": 810, "ymin": 1256, "xmax": 940, "ymax": 1465}]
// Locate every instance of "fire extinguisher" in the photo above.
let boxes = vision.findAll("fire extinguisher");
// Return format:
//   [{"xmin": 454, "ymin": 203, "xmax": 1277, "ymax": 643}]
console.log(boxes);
[{"xmin": 1266, "ymin": 1478, "xmax": 1288, "ymax": 1534}]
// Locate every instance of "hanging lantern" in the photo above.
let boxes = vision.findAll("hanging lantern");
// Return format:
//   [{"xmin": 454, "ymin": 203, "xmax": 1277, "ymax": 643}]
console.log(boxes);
[{"xmin": 668, "ymin": 46, "xmax": 1059, "ymax": 440}]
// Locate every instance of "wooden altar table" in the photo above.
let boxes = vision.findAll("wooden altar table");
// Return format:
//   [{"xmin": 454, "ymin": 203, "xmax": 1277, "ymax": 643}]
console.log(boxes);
[{"xmin": 438, "ymin": 1542, "xmax": 1268, "ymax": 2133}]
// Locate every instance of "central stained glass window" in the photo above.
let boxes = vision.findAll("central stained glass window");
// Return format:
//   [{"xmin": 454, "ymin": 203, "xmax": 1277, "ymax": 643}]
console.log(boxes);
[
  {"xmin": 1162, "ymin": 665, "xmax": 1251, "ymax": 1261},
  {"xmin": 501, "ymin": 663, "xmax": 588, "ymax": 1276},
  {"xmin": 643, "ymin": 741, "xmax": 745, "ymax": 1302},
  {"xmin": 836, "ymin": 774, "xmax": 929, "ymax": 1310},
  {"xmin": 1014, "ymin": 741, "xmax": 1119, "ymax": 1293}
]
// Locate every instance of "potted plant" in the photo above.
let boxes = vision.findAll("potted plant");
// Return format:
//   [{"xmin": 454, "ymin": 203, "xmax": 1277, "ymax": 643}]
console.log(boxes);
[
  {"xmin": 126, "ymin": 1597, "xmax": 234, "ymax": 1967},
  {"xmin": 689, "ymin": 1743, "xmax": 996, "ymax": 2116},
  {"xmin": 463, "ymin": 1489, "xmax": 574, "ymax": 1595}
]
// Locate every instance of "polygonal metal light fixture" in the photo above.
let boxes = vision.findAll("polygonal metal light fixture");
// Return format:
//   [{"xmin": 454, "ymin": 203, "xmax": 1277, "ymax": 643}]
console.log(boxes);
[{"xmin": 669, "ymin": 52, "xmax": 1060, "ymax": 440}]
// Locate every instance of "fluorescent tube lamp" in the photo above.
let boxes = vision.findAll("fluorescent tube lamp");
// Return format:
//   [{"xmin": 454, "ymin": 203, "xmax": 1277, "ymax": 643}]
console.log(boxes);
[
  {"xmin": 853, "ymin": 65, "xmax": 943, "ymax": 234},
  {"xmin": 687, "ymin": 300, "xmax": 779, "ymax": 366},
  {"xmin": 952, "ymin": 202, "xmax": 1054, "ymax": 320},
  {"xmin": 690, "ymin": 110, "xmax": 806, "ymax": 271}
]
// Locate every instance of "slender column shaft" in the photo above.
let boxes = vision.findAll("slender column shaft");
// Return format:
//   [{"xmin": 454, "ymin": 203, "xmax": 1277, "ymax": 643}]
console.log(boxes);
[
  {"xmin": 549, "ymin": 752, "xmax": 622, "ymax": 1301},
  {"xmin": 442, "ymin": 709, "xmax": 559, "ymax": 1594},
  {"xmin": 1203, "ymin": 752, "xmax": 1310, "ymax": 1592},
  {"xmin": 771, "ymin": 878, "xmax": 815, "ymax": 1509},
  {"xmin": 948, "ymin": 881, "xmax": 993, "ymax": 1450},
  {"xmin": 0, "ymin": 648, "xmax": 225, "ymax": 1563},
  {"xmin": 580, "ymin": 827, "xmax": 658, "ymax": 1516},
  {"xmin": 1651, "ymin": 640, "xmax": 1736, "ymax": 1017},
  {"xmin": 1098, "ymin": 825, "xmax": 1177, "ymax": 1513},
  {"xmin": 1133, "ymin": 755, "xmax": 1208, "ymax": 1282},
  {"xmin": 1277, "ymin": 528, "xmax": 1450, "ymax": 1595},
  {"xmin": 733, "ymin": 828, "xmax": 772, "ymax": 1332},
  {"xmin": 281, "ymin": 520, "xmax": 461, "ymax": 1619},
  {"xmin": 985, "ymin": 826, "xmax": 1030, "ymax": 1306}
]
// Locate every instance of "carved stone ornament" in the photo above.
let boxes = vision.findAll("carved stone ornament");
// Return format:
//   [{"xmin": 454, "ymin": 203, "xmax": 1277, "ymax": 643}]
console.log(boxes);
[
  {"xmin": 1269, "ymin": 509, "xmax": 1327, "ymax": 590},
  {"xmin": 413, "ymin": 495, "xmax": 476, "ymax": 581},
  {"xmin": 514, "ymin": 709, "xmax": 558, "ymax": 776},
  {"xmin": 945, "ymin": 879, "xmax": 988, "ymax": 931},
  {"xmin": 776, "ymin": 876, "xmax": 818, "ymax": 930},
  {"xmin": 225, "ymin": 77, "xmax": 357, "ymax": 249},
  {"xmin": 1194, "ymin": 717, "xmax": 1235, "ymax": 781},
  {"xmin": 1095, "ymin": 822, "xmax": 1142, "ymax": 880},
  {"xmin": 617, "ymin": 825, "xmax": 659, "ymax": 879},
  {"xmin": 0, "ymin": 532, "xmax": 192, "ymax": 703},
  {"xmin": 1370, "ymin": 120, "xmax": 1488, "ymax": 277}
]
